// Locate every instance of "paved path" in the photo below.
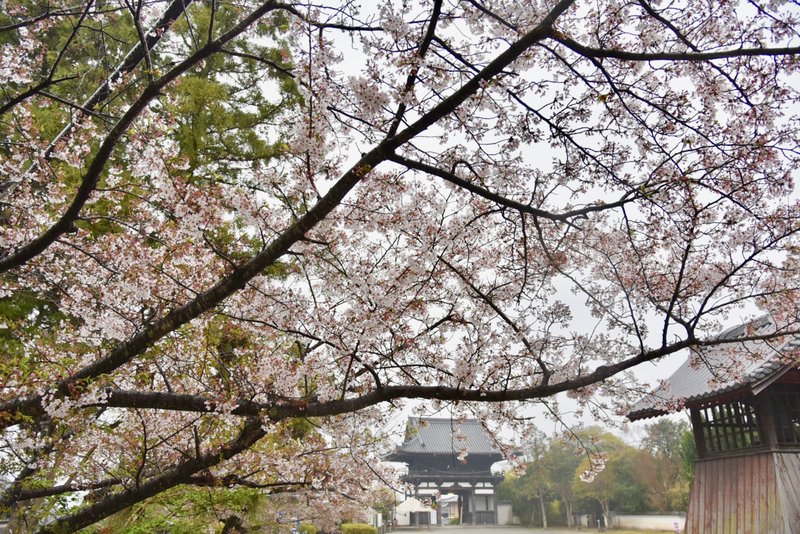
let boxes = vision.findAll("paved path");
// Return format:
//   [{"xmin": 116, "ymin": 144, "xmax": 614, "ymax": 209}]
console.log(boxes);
[{"xmin": 393, "ymin": 527, "xmax": 587, "ymax": 534}]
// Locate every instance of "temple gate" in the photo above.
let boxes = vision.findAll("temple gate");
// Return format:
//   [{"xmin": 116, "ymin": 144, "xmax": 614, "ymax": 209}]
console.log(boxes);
[{"xmin": 387, "ymin": 417, "xmax": 504, "ymax": 525}]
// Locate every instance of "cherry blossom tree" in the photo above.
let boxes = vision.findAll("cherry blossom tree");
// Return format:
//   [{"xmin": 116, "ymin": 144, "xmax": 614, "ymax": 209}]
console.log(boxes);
[{"xmin": 1, "ymin": 0, "xmax": 800, "ymax": 531}]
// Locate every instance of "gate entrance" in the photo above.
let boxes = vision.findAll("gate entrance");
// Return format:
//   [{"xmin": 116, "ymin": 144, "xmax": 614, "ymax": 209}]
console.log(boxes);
[{"xmin": 387, "ymin": 418, "xmax": 504, "ymax": 526}]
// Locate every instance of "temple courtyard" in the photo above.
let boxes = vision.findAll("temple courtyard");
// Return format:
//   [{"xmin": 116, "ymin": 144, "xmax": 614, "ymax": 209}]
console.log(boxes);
[{"xmin": 393, "ymin": 528, "xmax": 676, "ymax": 534}]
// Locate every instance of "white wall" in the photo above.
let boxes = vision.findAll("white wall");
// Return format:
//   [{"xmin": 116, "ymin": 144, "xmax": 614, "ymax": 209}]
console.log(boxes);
[
  {"xmin": 497, "ymin": 503, "xmax": 513, "ymax": 526},
  {"xmin": 394, "ymin": 498, "xmax": 436, "ymax": 527},
  {"xmin": 610, "ymin": 514, "xmax": 686, "ymax": 531},
  {"xmin": 394, "ymin": 510, "xmax": 410, "ymax": 527}
]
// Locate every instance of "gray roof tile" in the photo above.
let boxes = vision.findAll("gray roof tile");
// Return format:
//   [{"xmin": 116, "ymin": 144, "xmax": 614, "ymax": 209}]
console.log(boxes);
[
  {"xmin": 393, "ymin": 417, "xmax": 500, "ymax": 455},
  {"xmin": 629, "ymin": 315, "xmax": 799, "ymax": 421}
]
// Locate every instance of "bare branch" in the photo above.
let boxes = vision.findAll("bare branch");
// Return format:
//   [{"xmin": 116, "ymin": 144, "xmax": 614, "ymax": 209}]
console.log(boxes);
[{"xmin": 551, "ymin": 34, "xmax": 800, "ymax": 62}]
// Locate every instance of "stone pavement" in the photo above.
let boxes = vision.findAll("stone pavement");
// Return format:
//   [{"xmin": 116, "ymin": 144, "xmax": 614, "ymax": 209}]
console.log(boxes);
[{"xmin": 393, "ymin": 527, "xmax": 586, "ymax": 534}]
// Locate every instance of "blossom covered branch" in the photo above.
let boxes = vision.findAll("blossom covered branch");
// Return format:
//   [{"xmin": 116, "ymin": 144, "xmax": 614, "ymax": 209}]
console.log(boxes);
[{"xmin": 1, "ymin": 0, "xmax": 799, "ymax": 530}]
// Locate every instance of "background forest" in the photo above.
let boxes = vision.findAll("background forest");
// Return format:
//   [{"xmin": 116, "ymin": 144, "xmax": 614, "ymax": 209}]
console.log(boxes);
[{"xmin": 499, "ymin": 420, "xmax": 696, "ymax": 528}]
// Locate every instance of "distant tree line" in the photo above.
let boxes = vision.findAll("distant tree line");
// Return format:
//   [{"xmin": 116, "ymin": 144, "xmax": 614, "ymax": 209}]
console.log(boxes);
[{"xmin": 498, "ymin": 420, "xmax": 695, "ymax": 528}]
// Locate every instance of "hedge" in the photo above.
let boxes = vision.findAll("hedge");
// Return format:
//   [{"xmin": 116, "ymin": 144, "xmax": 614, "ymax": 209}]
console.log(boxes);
[{"xmin": 340, "ymin": 523, "xmax": 377, "ymax": 534}]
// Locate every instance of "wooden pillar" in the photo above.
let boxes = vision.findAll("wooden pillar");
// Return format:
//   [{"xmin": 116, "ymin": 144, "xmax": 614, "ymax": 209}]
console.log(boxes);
[
  {"xmin": 492, "ymin": 488, "xmax": 498, "ymax": 525},
  {"xmin": 690, "ymin": 408, "xmax": 707, "ymax": 459},
  {"xmin": 756, "ymin": 393, "xmax": 778, "ymax": 449},
  {"xmin": 436, "ymin": 484, "xmax": 442, "ymax": 526},
  {"xmin": 470, "ymin": 487, "xmax": 476, "ymax": 525}
]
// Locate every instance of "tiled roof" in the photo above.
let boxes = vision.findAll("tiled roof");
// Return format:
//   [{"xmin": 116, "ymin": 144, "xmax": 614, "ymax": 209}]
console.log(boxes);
[
  {"xmin": 392, "ymin": 417, "xmax": 501, "ymax": 455},
  {"xmin": 628, "ymin": 315, "xmax": 800, "ymax": 421}
]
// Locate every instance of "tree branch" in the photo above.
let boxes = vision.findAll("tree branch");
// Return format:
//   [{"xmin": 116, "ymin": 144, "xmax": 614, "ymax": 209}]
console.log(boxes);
[
  {"xmin": 551, "ymin": 34, "xmax": 800, "ymax": 62},
  {"xmin": 0, "ymin": 0, "xmax": 198, "ymax": 264},
  {"xmin": 65, "ymin": 327, "xmax": 800, "ymax": 422},
  {"xmin": 0, "ymin": 0, "xmax": 577, "ymax": 430},
  {"xmin": 35, "ymin": 418, "xmax": 266, "ymax": 534},
  {"xmin": 389, "ymin": 153, "xmax": 636, "ymax": 222}
]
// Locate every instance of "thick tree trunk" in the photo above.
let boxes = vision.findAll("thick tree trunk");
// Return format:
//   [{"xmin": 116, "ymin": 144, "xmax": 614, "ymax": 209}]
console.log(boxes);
[
  {"xmin": 539, "ymin": 487, "xmax": 548, "ymax": 529},
  {"xmin": 564, "ymin": 498, "xmax": 574, "ymax": 528},
  {"xmin": 600, "ymin": 500, "xmax": 611, "ymax": 530}
]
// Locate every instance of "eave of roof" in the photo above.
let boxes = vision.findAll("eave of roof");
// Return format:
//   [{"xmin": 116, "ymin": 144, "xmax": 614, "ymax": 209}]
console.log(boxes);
[{"xmin": 627, "ymin": 315, "xmax": 799, "ymax": 422}]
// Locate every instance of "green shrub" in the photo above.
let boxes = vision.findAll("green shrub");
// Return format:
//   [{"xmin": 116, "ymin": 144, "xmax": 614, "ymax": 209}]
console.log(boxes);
[
  {"xmin": 299, "ymin": 523, "xmax": 318, "ymax": 534},
  {"xmin": 340, "ymin": 523, "xmax": 377, "ymax": 534},
  {"xmin": 448, "ymin": 517, "xmax": 460, "ymax": 525}
]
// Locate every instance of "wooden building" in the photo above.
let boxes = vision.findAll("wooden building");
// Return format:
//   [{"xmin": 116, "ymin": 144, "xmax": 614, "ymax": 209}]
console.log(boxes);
[
  {"xmin": 628, "ymin": 316, "xmax": 800, "ymax": 534},
  {"xmin": 386, "ymin": 417, "xmax": 504, "ymax": 525}
]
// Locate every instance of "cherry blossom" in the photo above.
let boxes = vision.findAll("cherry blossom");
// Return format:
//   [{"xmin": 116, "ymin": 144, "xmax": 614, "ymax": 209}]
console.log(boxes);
[{"xmin": 0, "ymin": 0, "xmax": 799, "ymax": 531}]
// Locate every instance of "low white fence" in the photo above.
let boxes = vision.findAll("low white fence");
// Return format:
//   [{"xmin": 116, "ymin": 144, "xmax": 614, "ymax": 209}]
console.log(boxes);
[{"xmin": 610, "ymin": 514, "xmax": 686, "ymax": 531}]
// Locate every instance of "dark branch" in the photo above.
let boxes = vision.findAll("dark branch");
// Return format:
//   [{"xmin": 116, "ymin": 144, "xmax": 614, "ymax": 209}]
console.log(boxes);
[
  {"xmin": 386, "ymin": 0, "xmax": 444, "ymax": 137},
  {"xmin": 35, "ymin": 418, "xmax": 266, "ymax": 534},
  {"xmin": 551, "ymin": 34, "xmax": 800, "ymax": 62},
  {"xmin": 0, "ymin": 0, "xmax": 198, "ymax": 269},
  {"xmin": 0, "ymin": 76, "xmax": 78, "ymax": 117},
  {"xmin": 389, "ymin": 153, "xmax": 636, "ymax": 222}
]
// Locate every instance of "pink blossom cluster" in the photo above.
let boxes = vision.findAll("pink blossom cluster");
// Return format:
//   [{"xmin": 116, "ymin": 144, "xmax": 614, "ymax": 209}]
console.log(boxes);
[{"xmin": 0, "ymin": 0, "xmax": 799, "ymax": 529}]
